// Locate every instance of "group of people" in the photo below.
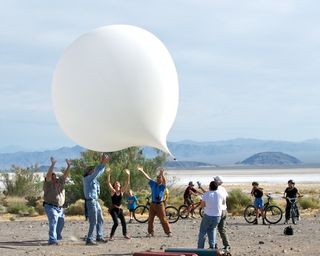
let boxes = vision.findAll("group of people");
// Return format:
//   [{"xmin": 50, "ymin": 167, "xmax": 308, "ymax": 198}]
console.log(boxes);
[
  {"xmin": 43, "ymin": 153, "xmax": 172, "ymax": 246},
  {"xmin": 251, "ymin": 179, "xmax": 302, "ymax": 225}
]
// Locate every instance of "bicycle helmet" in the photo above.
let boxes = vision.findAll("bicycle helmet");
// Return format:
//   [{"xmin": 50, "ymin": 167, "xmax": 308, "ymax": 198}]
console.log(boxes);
[{"xmin": 288, "ymin": 179, "xmax": 295, "ymax": 184}]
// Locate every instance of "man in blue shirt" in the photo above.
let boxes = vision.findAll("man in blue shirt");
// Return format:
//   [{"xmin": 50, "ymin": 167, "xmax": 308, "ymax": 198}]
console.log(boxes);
[
  {"xmin": 83, "ymin": 153, "xmax": 111, "ymax": 245},
  {"xmin": 137, "ymin": 166, "xmax": 172, "ymax": 237}
]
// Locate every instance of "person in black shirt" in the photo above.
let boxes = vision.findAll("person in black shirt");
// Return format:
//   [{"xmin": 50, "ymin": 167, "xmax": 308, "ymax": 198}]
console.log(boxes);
[
  {"xmin": 251, "ymin": 181, "xmax": 265, "ymax": 225},
  {"xmin": 283, "ymin": 179, "xmax": 302, "ymax": 224},
  {"xmin": 107, "ymin": 168, "xmax": 130, "ymax": 240}
]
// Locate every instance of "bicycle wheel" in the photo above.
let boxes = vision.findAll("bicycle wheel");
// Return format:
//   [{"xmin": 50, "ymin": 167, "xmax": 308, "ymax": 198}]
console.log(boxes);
[
  {"xmin": 291, "ymin": 207, "xmax": 298, "ymax": 225},
  {"xmin": 244, "ymin": 205, "xmax": 256, "ymax": 223},
  {"xmin": 133, "ymin": 205, "xmax": 149, "ymax": 223},
  {"xmin": 199, "ymin": 207, "xmax": 204, "ymax": 218},
  {"xmin": 178, "ymin": 205, "xmax": 189, "ymax": 219},
  {"xmin": 264, "ymin": 205, "xmax": 283, "ymax": 224},
  {"xmin": 165, "ymin": 206, "xmax": 179, "ymax": 224}
]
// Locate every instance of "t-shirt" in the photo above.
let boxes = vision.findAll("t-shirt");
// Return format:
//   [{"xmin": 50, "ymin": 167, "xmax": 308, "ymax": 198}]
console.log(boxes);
[
  {"xmin": 285, "ymin": 187, "xmax": 298, "ymax": 198},
  {"xmin": 43, "ymin": 176, "xmax": 66, "ymax": 207},
  {"xmin": 127, "ymin": 195, "xmax": 138, "ymax": 210},
  {"xmin": 202, "ymin": 190, "xmax": 224, "ymax": 217},
  {"xmin": 217, "ymin": 186, "xmax": 228, "ymax": 211},
  {"xmin": 252, "ymin": 188, "xmax": 263, "ymax": 198},
  {"xmin": 184, "ymin": 186, "xmax": 197, "ymax": 200},
  {"xmin": 149, "ymin": 180, "xmax": 166, "ymax": 203}
]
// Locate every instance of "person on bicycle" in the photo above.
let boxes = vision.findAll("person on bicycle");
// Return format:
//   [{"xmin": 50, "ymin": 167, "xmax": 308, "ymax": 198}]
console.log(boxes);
[
  {"xmin": 251, "ymin": 181, "xmax": 265, "ymax": 225},
  {"xmin": 136, "ymin": 166, "xmax": 172, "ymax": 237},
  {"xmin": 184, "ymin": 181, "xmax": 203, "ymax": 218},
  {"xmin": 283, "ymin": 179, "xmax": 302, "ymax": 224}
]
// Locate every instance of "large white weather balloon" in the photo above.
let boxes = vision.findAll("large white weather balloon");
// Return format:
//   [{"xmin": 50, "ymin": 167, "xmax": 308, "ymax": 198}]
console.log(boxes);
[{"xmin": 52, "ymin": 25, "xmax": 179, "ymax": 154}]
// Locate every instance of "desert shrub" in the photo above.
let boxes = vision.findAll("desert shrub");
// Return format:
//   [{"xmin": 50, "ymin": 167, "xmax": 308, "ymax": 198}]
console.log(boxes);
[
  {"xmin": 25, "ymin": 196, "xmax": 42, "ymax": 207},
  {"xmin": 28, "ymin": 207, "xmax": 39, "ymax": 217},
  {"xmin": 7, "ymin": 201, "xmax": 29, "ymax": 215},
  {"xmin": 35, "ymin": 200, "xmax": 45, "ymax": 215},
  {"xmin": 227, "ymin": 189, "xmax": 251, "ymax": 215},
  {"xmin": 299, "ymin": 197, "xmax": 320, "ymax": 209},
  {"xmin": 66, "ymin": 199, "xmax": 85, "ymax": 215},
  {"xmin": 0, "ymin": 204, "xmax": 7, "ymax": 214}
]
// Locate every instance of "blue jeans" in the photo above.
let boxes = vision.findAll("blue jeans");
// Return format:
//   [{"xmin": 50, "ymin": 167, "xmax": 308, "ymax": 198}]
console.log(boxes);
[
  {"xmin": 198, "ymin": 214, "xmax": 221, "ymax": 249},
  {"xmin": 44, "ymin": 203, "xmax": 65, "ymax": 244},
  {"xmin": 86, "ymin": 200, "xmax": 104, "ymax": 242}
]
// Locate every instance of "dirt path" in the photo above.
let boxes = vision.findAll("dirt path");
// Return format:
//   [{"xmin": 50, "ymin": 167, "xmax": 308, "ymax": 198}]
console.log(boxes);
[{"xmin": 0, "ymin": 213, "xmax": 319, "ymax": 256}]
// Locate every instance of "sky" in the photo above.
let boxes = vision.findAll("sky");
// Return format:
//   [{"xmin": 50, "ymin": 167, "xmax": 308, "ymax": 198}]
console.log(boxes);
[{"xmin": 1, "ymin": 0, "xmax": 320, "ymax": 151}]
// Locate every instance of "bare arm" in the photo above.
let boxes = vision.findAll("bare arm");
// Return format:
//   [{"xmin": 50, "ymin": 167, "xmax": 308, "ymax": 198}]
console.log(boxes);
[
  {"xmin": 121, "ymin": 169, "xmax": 130, "ymax": 193},
  {"xmin": 63, "ymin": 159, "xmax": 71, "ymax": 179},
  {"xmin": 46, "ymin": 157, "xmax": 56, "ymax": 181},
  {"xmin": 137, "ymin": 166, "xmax": 151, "ymax": 180},
  {"xmin": 106, "ymin": 168, "xmax": 115, "ymax": 194},
  {"xmin": 159, "ymin": 168, "xmax": 166, "ymax": 185}
]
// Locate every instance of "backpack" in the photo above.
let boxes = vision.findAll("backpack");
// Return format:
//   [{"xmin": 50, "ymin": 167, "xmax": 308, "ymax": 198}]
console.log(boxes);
[{"xmin": 284, "ymin": 225, "xmax": 294, "ymax": 235}]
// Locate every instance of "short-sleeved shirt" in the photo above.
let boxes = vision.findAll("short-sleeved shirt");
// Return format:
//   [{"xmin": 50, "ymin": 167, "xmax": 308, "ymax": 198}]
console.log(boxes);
[
  {"xmin": 184, "ymin": 186, "xmax": 197, "ymax": 200},
  {"xmin": 285, "ymin": 187, "xmax": 298, "ymax": 198},
  {"xmin": 149, "ymin": 180, "xmax": 166, "ymax": 203},
  {"xmin": 217, "ymin": 186, "xmax": 228, "ymax": 211},
  {"xmin": 43, "ymin": 176, "xmax": 66, "ymax": 207},
  {"xmin": 127, "ymin": 195, "xmax": 138, "ymax": 210},
  {"xmin": 252, "ymin": 188, "xmax": 263, "ymax": 198},
  {"xmin": 202, "ymin": 190, "xmax": 224, "ymax": 217}
]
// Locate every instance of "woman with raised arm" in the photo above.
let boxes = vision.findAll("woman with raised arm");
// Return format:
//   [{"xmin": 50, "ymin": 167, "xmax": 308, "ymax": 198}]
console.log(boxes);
[{"xmin": 107, "ymin": 168, "xmax": 131, "ymax": 240}]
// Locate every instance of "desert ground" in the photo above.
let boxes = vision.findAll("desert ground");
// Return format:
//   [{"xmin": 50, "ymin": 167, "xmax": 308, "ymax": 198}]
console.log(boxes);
[{"xmin": 0, "ymin": 182, "xmax": 319, "ymax": 256}]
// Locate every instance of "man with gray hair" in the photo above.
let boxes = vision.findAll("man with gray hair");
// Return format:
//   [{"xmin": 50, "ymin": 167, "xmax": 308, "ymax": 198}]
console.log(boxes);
[{"xmin": 214, "ymin": 176, "xmax": 230, "ymax": 252}]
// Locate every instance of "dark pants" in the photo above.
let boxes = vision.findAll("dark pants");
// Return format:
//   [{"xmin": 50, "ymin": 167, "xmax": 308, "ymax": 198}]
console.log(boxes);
[
  {"xmin": 217, "ymin": 210, "xmax": 230, "ymax": 248},
  {"xmin": 110, "ymin": 208, "xmax": 127, "ymax": 237}
]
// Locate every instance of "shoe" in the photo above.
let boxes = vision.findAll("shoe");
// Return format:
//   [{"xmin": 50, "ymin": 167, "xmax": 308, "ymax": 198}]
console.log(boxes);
[
  {"xmin": 146, "ymin": 233, "xmax": 154, "ymax": 238},
  {"xmin": 167, "ymin": 232, "xmax": 172, "ymax": 237},
  {"xmin": 86, "ymin": 240, "xmax": 98, "ymax": 246},
  {"xmin": 223, "ymin": 246, "xmax": 231, "ymax": 252},
  {"xmin": 109, "ymin": 236, "xmax": 115, "ymax": 241},
  {"xmin": 214, "ymin": 244, "xmax": 218, "ymax": 249},
  {"xmin": 96, "ymin": 238, "xmax": 107, "ymax": 243},
  {"xmin": 48, "ymin": 242, "xmax": 59, "ymax": 246},
  {"xmin": 124, "ymin": 235, "xmax": 131, "ymax": 239},
  {"xmin": 253, "ymin": 219, "xmax": 258, "ymax": 225},
  {"xmin": 128, "ymin": 219, "xmax": 133, "ymax": 223},
  {"xmin": 284, "ymin": 220, "xmax": 288, "ymax": 224}
]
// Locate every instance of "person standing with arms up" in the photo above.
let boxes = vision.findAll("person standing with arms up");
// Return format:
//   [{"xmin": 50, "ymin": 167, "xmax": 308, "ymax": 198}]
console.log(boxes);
[
  {"xmin": 106, "ymin": 168, "xmax": 131, "ymax": 240},
  {"xmin": 43, "ymin": 157, "xmax": 71, "ymax": 245},
  {"xmin": 137, "ymin": 166, "xmax": 172, "ymax": 237},
  {"xmin": 83, "ymin": 153, "xmax": 111, "ymax": 245}
]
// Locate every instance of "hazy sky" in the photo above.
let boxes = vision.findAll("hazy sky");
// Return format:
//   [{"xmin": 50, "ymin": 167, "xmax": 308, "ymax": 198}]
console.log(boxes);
[{"xmin": 1, "ymin": 0, "xmax": 320, "ymax": 151}]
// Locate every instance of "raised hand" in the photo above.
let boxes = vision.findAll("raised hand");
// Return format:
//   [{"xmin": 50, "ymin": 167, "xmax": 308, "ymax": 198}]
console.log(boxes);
[
  {"xmin": 50, "ymin": 157, "xmax": 57, "ymax": 166},
  {"xmin": 125, "ymin": 169, "xmax": 130, "ymax": 175}
]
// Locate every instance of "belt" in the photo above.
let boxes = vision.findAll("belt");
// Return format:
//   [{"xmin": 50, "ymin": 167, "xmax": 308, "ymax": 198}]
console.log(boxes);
[
  {"xmin": 152, "ymin": 201, "xmax": 163, "ymax": 205},
  {"xmin": 43, "ymin": 202, "xmax": 61, "ymax": 208}
]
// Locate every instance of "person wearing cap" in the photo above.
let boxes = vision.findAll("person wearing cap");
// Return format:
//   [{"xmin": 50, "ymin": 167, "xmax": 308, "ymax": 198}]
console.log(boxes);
[
  {"xmin": 43, "ymin": 157, "xmax": 71, "ymax": 245},
  {"xmin": 83, "ymin": 153, "xmax": 111, "ymax": 245},
  {"xmin": 283, "ymin": 179, "xmax": 302, "ymax": 224},
  {"xmin": 183, "ymin": 181, "xmax": 203, "ymax": 218},
  {"xmin": 214, "ymin": 176, "xmax": 230, "ymax": 251},
  {"xmin": 137, "ymin": 166, "xmax": 172, "ymax": 237},
  {"xmin": 197, "ymin": 180, "xmax": 224, "ymax": 249}
]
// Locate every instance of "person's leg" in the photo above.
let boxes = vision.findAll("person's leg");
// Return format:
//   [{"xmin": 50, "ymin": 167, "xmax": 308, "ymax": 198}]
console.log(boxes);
[
  {"xmin": 86, "ymin": 200, "xmax": 98, "ymax": 243},
  {"xmin": 218, "ymin": 210, "xmax": 230, "ymax": 249},
  {"xmin": 110, "ymin": 209, "xmax": 119, "ymax": 238},
  {"xmin": 96, "ymin": 201, "xmax": 104, "ymax": 240},
  {"xmin": 118, "ymin": 209, "xmax": 128, "ymax": 236},
  {"xmin": 156, "ymin": 203, "xmax": 171, "ymax": 235},
  {"xmin": 56, "ymin": 208, "xmax": 65, "ymax": 240},
  {"xmin": 197, "ymin": 214, "xmax": 210, "ymax": 248},
  {"xmin": 285, "ymin": 200, "xmax": 291, "ymax": 222},
  {"xmin": 44, "ymin": 204, "xmax": 59, "ymax": 244},
  {"xmin": 148, "ymin": 204, "xmax": 156, "ymax": 235}
]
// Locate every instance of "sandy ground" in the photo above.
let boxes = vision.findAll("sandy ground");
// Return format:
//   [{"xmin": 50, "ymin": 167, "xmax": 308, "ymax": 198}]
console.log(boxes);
[{"xmin": 0, "ymin": 212, "xmax": 319, "ymax": 256}]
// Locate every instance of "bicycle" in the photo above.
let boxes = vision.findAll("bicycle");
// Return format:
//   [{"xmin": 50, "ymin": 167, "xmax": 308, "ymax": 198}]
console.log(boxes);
[
  {"xmin": 284, "ymin": 197, "xmax": 300, "ymax": 225},
  {"xmin": 244, "ymin": 193, "xmax": 283, "ymax": 224},
  {"xmin": 133, "ymin": 197, "xmax": 179, "ymax": 224},
  {"xmin": 178, "ymin": 195, "xmax": 204, "ymax": 219}
]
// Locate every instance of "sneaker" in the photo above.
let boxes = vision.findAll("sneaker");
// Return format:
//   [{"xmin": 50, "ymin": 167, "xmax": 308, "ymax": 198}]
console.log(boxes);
[
  {"xmin": 124, "ymin": 235, "xmax": 131, "ymax": 239},
  {"xmin": 109, "ymin": 236, "xmax": 115, "ymax": 241},
  {"xmin": 128, "ymin": 219, "xmax": 133, "ymax": 224},
  {"xmin": 146, "ymin": 233, "xmax": 154, "ymax": 238},
  {"xmin": 284, "ymin": 220, "xmax": 288, "ymax": 224},
  {"xmin": 167, "ymin": 232, "xmax": 172, "ymax": 237},
  {"xmin": 96, "ymin": 238, "xmax": 107, "ymax": 243},
  {"xmin": 223, "ymin": 246, "xmax": 231, "ymax": 252},
  {"xmin": 253, "ymin": 219, "xmax": 258, "ymax": 225},
  {"xmin": 214, "ymin": 244, "xmax": 218, "ymax": 249},
  {"xmin": 86, "ymin": 240, "xmax": 98, "ymax": 246},
  {"xmin": 48, "ymin": 242, "xmax": 59, "ymax": 246}
]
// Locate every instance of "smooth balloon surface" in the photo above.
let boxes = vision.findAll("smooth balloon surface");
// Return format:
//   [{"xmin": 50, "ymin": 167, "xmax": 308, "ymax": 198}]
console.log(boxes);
[{"xmin": 52, "ymin": 25, "xmax": 179, "ymax": 154}]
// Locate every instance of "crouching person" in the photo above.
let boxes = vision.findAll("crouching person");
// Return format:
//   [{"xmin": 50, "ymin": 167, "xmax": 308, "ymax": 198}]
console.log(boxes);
[
  {"xmin": 43, "ymin": 157, "xmax": 71, "ymax": 245},
  {"xmin": 83, "ymin": 153, "xmax": 111, "ymax": 245}
]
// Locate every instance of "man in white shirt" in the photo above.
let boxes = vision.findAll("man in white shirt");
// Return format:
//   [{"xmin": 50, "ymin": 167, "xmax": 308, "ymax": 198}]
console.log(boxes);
[{"xmin": 214, "ymin": 176, "xmax": 230, "ymax": 252}]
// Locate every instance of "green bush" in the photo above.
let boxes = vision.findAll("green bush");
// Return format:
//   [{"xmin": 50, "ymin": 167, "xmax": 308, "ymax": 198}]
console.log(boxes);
[
  {"xmin": 299, "ymin": 197, "xmax": 320, "ymax": 209},
  {"xmin": 66, "ymin": 199, "xmax": 85, "ymax": 215},
  {"xmin": 28, "ymin": 207, "xmax": 39, "ymax": 217},
  {"xmin": 7, "ymin": 201, "xmax": 29, "ymax": 215},
  {"xmin": 0, "ymin": 204, "xmax": 7, "ymax": 214},
  {"xmin": 227, "ymin": 189, "xmax": 251, "ymax": 215},
  {"xmin": 35, "ymin": 200, "xmax": 45, "ymax": 215}
]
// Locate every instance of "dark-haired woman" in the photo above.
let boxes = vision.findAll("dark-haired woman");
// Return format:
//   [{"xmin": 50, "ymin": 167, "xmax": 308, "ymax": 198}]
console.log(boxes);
[{"xmin": 107, "ymin": 168, "xmax": 130, "ymax": 240}]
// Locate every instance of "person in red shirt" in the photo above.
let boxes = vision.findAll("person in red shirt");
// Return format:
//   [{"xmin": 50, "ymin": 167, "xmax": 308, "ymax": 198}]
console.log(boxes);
[{"xmin": 183, "ymin": 181, "xmax": 203, "ymax": 218}]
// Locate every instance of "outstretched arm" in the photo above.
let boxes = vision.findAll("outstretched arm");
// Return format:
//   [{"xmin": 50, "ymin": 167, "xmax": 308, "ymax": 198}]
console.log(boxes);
[
  {"xmin": 46, "ymin": 157, "xmax": 56, "ymax": 182},
  {"xmin": 137, "ymin": 166, "xmax": 151, "ymax": 180},
  {"xmin": 159, "ymin": 168, "xmax": 166, "ymax": 185},
  {"xmin": 106, "ymin": 168, "xmax": 115, "ymax": 194},
  {"xmin": 63, "ymin": 159, "xmax": 71, "ymax": 179},
  {"xmin": 121, "ymin": 169, "xmax": 130, "ymax": 193}
]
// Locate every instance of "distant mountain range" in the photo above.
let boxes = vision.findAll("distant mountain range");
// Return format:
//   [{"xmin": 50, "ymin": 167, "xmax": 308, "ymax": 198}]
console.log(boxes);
[
  {"xmin": 238, "ymin": 152, "xmax": 302, "ymax": 166},
  {"xmin": 1, "ymin": 138, "xmax": 320, "ymax": 170}
]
